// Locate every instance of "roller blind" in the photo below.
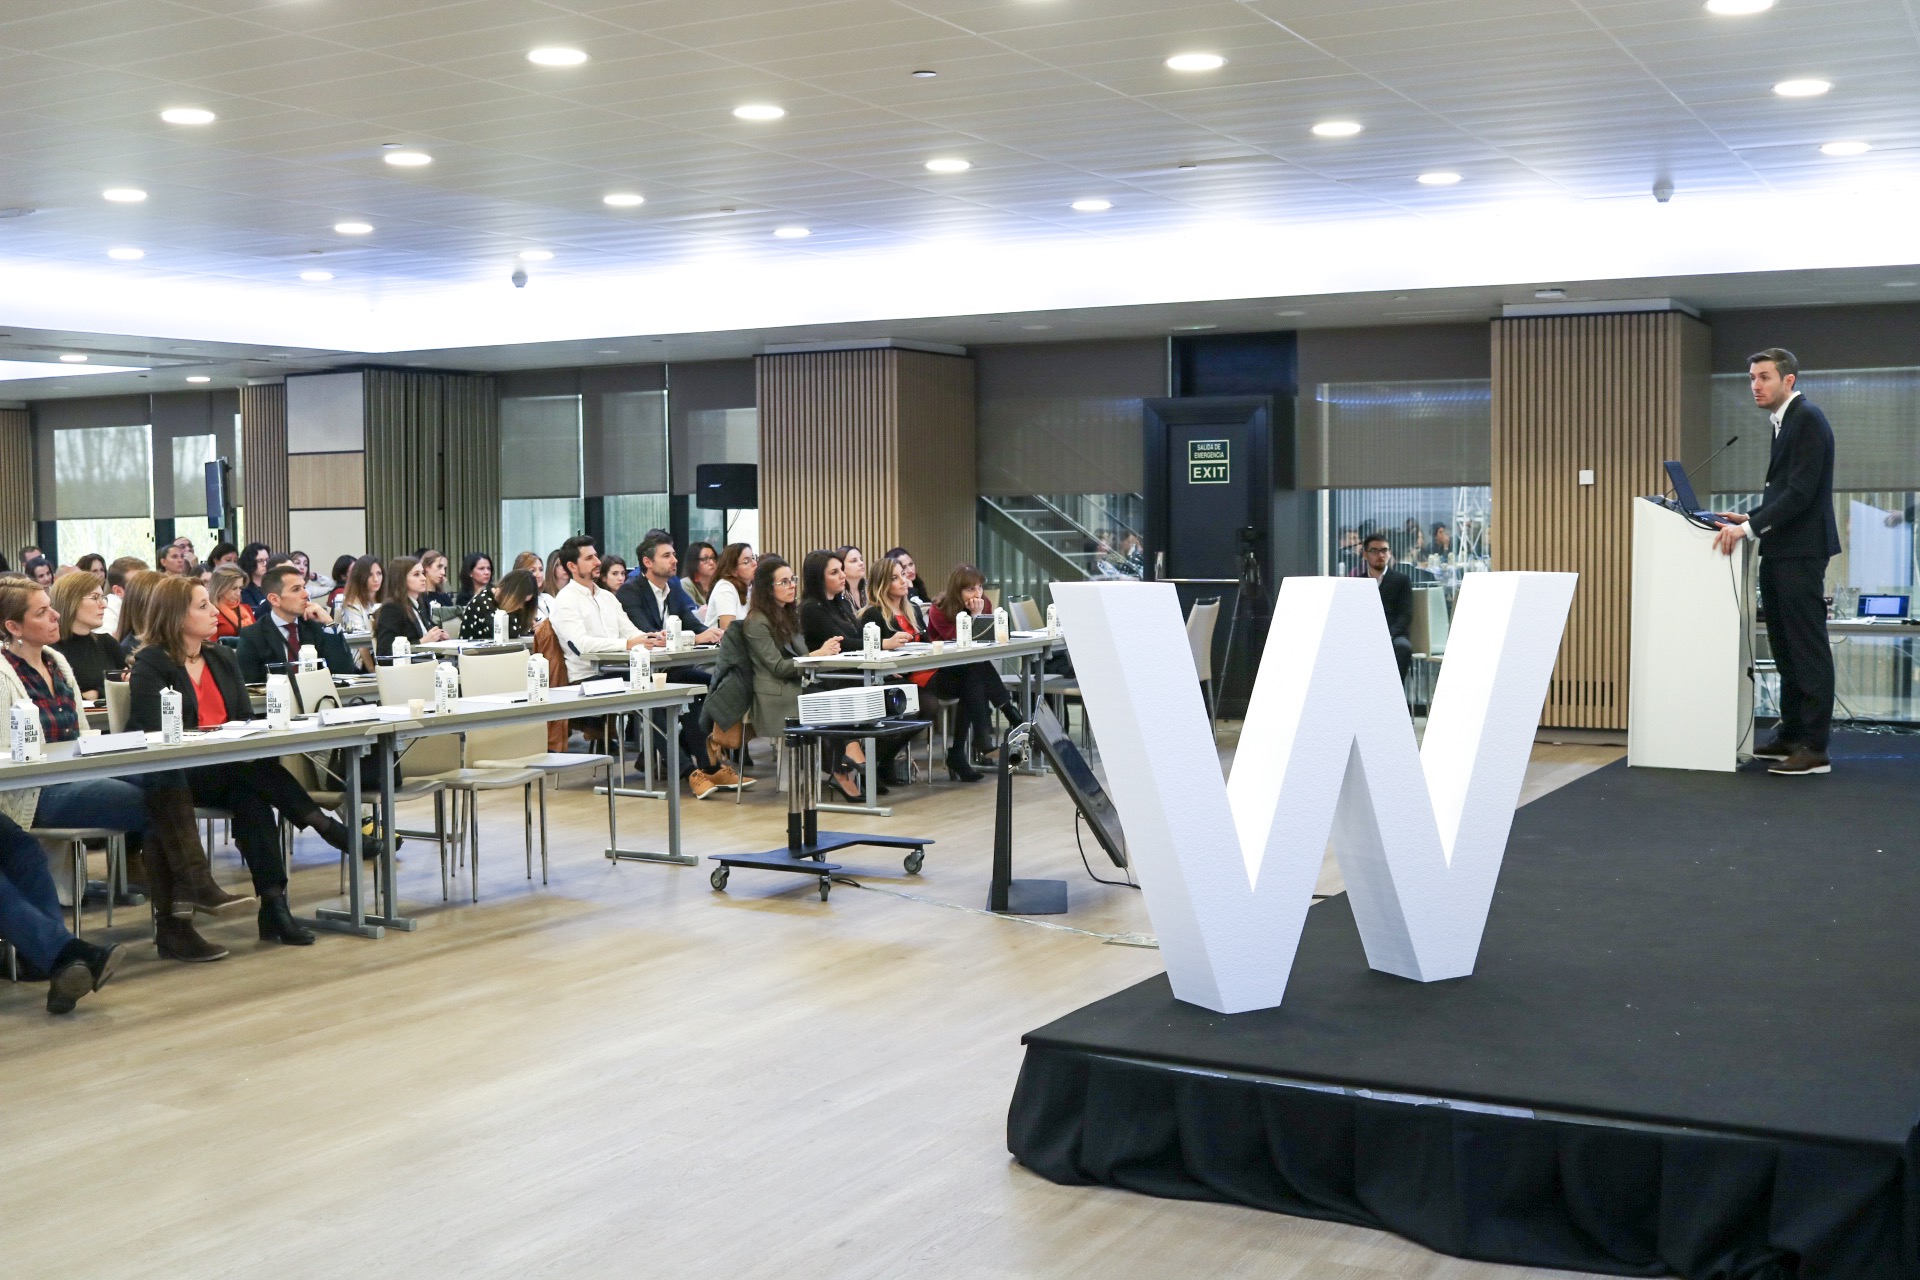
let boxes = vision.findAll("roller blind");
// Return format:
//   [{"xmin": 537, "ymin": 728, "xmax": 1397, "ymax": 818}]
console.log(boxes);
[
  {"xmin": 1709, "ymin": 367, "xmax": 1920, "ymax": 492},
  {"xmin": 1303, "ymin": 379, "xmax": 1491, "ymax": 489},
  {"xmin": 500, "ymin": 395, "xmax": 581, "ymax": 500},
  {"xmin": 591, "ymin": 390, "xmax": 667, "ymax": 496},
  {"xmin": 172, "ymin": 433, "xmax": 214, "ymax": 516},
  {"xmin": 55, "ymin": 424, "xmax": 152, "ymax": 518}
]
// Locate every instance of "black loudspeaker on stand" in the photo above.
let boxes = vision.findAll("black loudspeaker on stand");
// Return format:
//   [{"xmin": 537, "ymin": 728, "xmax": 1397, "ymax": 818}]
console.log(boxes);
[{"xmin": 988, "ymin": 723, "xmax": 1069, "ymax": 915}]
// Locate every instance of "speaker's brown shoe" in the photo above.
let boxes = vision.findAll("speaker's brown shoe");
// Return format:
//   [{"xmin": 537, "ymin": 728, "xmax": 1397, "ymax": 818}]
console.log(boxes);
[
  {"xmin": 1768, "ymin": 748, "xmax": 1831, "ymax": 775},
  {"xmin": 1750, "ymin": 735, "xmax": 1796, "ymax": 761}
]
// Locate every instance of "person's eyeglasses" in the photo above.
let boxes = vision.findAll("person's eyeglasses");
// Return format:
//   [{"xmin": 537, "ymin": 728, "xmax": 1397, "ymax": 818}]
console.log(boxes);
[{"xmin": 83, "ymin": 591, "xmax": 106, "ymax": 603}]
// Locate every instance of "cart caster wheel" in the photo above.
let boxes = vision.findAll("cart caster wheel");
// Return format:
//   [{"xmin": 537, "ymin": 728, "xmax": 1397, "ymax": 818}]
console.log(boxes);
[
  {"xmin": 710, "ymin": 866, "xmax": 729, "ymax": 891},
  {"xmin": 818, "ymin": 877, "xmax": 832, "ymax": 901},
  {"xmin": 903, "ymin": 849, "xmax": 924, "ymax": 875}
]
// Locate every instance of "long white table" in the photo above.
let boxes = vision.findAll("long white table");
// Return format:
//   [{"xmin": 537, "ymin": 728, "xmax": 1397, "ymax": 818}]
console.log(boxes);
[{"xmin": 0, "ymin": 719, "xmax": 395, "ymax": 937}]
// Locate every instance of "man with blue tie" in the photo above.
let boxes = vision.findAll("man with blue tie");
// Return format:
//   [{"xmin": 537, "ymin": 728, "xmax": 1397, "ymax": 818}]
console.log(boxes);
[{"xmin": 1714, "ymin": 348, "xmax": 1840, "ymax": 776}]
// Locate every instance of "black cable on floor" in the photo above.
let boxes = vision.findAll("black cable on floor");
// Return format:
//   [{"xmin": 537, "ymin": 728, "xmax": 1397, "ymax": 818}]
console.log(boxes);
[{"xmin": 1076, "ymin": 811, "xmax": 1137, "ymax": 889}]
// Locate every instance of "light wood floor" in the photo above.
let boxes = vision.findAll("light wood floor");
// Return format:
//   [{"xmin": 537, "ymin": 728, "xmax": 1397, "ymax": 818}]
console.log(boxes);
[{"xmin": 0, "ymin": 734, "xmax": 1620, "ymax": 1280}]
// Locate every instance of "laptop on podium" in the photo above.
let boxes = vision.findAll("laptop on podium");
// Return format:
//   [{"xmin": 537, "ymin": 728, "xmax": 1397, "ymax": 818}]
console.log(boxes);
[{"xmin": 1663, "ymin": 460, "xmax": 1727, "ymax": 527}]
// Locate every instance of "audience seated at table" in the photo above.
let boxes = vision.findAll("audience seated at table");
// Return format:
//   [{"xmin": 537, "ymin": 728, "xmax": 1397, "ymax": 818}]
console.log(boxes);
[
  {"xmin": 857, "ymin": 556, "xmax": 928, "ymax": 652},
  {"xmin": 130, "ymin": 576, "xmax": 356, "ymax": 947},
  {"xmin": 324, "ymin": 555, "xmax": 354, "ymax": 612},
  {"xmin": 2, "ymin": 579, "xmax": 249, "ymax": 965},
  {"xmin": 337, "ymin": 555, "xmax": 382, "ymax": 635},
  {"xmin": 414, "ymin": 549, "xmax": 454, "ymax": 608},
  {"xmin": 22, "ymin": 555, "xmax": 53, "ymax": 587},
  {"xmin": 235, "ymin": 564, "xmax": 355, "ymax": 683},
  {"xmin": 703, "ymin": 543, "xmax": 756, "ymax": 632},
  {"xmin": 618, "ymin": 534, "xmax": 719, "ymax": 641},
  {"xmin": 457, "ymin": 552, "xmax": 494, "ymax": 606},
  {"xmin": 458, "ymin": 568, "xmax": 539, "ymax": 643},
  {"xmin": 837, "ymin": 545, "xmax": 871, "ymax": 612},
  {"xmin": 209, "ymin": 565, "xmax": 256, "ymax": 640},
  {"xmin": 548, "ymin": 537, "xmax": 651, "ymax": 683},
  {"xmin": 738, "ymin": 554, "xmax": 865, "ymax": 799},
  {"xmin": 49, "ymin": 570, "xmax": 126, "ymax": 698},
  {"xmin": 103, "ymin": 555, "xmax": 146, "ymax": 636},
  {"xmin": 925, "ymin": 564, "xmax": 1019, "ymax": 783},
  {"xmin": 683, "ymin": 542, "xmax": 718, "ymax": 608},
  {"xmin": 373, "ymin": 556, "xmax": 448, "ymax": 658},
  {"xmin": 799, "ymin": 549, "xmax": 865, "ymax": 653},
  {"xmin": 883, "ymin": 547, "xmax": 929, "ymax": 603}
]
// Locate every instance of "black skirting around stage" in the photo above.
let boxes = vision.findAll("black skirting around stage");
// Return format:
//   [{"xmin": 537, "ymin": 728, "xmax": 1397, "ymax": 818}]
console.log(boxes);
[{"xmin": 1008, "ymin": 734, "xmax": 1920, "ymax": 1279}]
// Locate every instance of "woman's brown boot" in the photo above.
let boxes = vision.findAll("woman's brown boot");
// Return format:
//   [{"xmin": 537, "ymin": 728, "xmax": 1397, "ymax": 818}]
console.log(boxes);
[
  {"xmin": 145, "ymin": 839, "xmax": 229, "ymax": 962},
  {"xmin": 146, "ymin": 787, "xmax": 255, "ymax": 915}
]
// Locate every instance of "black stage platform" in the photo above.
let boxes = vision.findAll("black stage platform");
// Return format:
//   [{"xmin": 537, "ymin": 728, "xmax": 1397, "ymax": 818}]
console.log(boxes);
[{"xmin": 1009, "ymin": 733, "xmax": 1920, "ymax": 1278}]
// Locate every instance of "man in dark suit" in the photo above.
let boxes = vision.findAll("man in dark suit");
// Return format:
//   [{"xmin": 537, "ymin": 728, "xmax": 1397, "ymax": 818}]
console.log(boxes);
[
  {"xmin": 1354, "ymin": 532, "xmax": 1414, "ymax": 680},
  {"xmin": 235, "ymin": 563, "xmax": 355, "ymax": 684},
  {"xmin": 616, "ymin": 534, "xmax": 721, "ymax": 643},
  {"xmin": 1715, "ymin": 347, "xmax": 1839, "ymax": 776}
]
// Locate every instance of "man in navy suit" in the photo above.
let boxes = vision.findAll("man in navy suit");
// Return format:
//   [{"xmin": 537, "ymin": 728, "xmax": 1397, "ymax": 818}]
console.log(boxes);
[
  {"xmin": 1715, "ymin": 348, "xmax": 1840, "ymax": 775},
  {"xmin": 616, "ymin": 534, "xmax": 721, "ymax": 643}
]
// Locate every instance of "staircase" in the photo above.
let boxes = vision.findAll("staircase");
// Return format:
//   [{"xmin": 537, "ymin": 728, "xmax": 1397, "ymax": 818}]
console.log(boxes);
[{"xmin": 977, "ymin": 493, "xmax": 1144, "ymax": 606}]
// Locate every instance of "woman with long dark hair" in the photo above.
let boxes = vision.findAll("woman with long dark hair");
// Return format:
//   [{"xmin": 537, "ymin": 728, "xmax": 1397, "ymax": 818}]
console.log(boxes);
[
  {"xmin": 741, "ymin": 556, "xmax": 863, "ymax": 796},
  {"xmin": 236, "ymin": 541, "xmax": 273, "ymax": 613},
  {"xmin": 457, "ymin": 552, "xmax": 494, "ymax": 606},
  {"xmin": 799, "ymin": 549, "xmax": 864, "ymax": 652},
  {"xmin": 373, "ymin": 556, "xmax": 448, "ymax": 657},
  {"xmin": 704, "ymin": 543, "xmax": 756, "ymax": 632},
  {"xmin": 925, "ymin": 564, "xmax": 1017, "ymax": 782},
  {"xmin": 684, "ymin": 541, "xmax": 718, "ymax": 607}
]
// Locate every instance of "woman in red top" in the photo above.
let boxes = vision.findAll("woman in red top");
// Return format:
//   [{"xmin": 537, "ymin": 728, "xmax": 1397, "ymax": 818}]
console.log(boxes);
[
  {"xmin": 923, "ymin": 564, "xmax": 1018, "ymax": 782},
  {"xmin": 209, "ymin": 565, "xmax": 255, "ymax": 640},
  {"xmin": 129, "ymin": 576, "xmax": 353, "ymax": 947}
]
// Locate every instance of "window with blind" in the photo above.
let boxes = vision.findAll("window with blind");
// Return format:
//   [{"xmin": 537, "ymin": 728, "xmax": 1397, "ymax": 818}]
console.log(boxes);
[
  {"xmin": 595, "ymin": 389, "xmax": 669, "ymax": 562},
  {"xmin": 500, "ymin": 394, "xmax": 583, "ymax": 561},
  {"xmin": 55, "ymin": 423, "xmax": 154, "ymax": 565},
  {"xmin": 1306, "ymin": 379, "xmax": 1493, "ymax": 582}
]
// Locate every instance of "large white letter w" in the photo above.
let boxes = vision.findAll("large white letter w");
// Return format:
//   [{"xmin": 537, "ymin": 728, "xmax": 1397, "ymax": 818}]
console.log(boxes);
[{"xmin": 1051, "ymin": 572, "xmax": 1575, "ymax": 1015}]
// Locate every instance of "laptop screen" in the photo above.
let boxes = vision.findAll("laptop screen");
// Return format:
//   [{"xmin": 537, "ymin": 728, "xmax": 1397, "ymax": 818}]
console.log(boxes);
[
  {"xmin": 1860, "ymin": 594, "xmax": 1909, "ymax": 618},
  {"xmin": 1663, "ymin": 460, "xmax": 1703, "ymax": 513}
]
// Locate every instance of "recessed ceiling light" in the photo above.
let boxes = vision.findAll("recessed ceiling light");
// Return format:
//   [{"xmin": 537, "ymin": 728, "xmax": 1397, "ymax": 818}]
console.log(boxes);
[
  {"xmin": 1886, "ymin": 281, "xmax": 1918, "ymax": 289},
  {"xmin": 925, "ymin": 158, "xmax": 971, "ymax": 173},
  {"xmin": 1070, "ymin": 198, "xmax": 1112, "ymax": 212},
  {"xmin": 383, "ymin": 150, "xmax": 432, "ymax": 167},
  {"xmin": 527, "ymin": 47, "xmax": 588, "ymax": 66},
  {"xmin": 1773, "ymin": 78, "xmax": 1831, "ymax": 97},
  {"xmin": 1021, "ymin": 324, "xmax": 1051, "ymax": 330},
  {"xmin": 107, "ymin": 247, "xmax": 144, "ymax": 260},
  {"xmin": 1311, "ymin": 120, "xmax": 1364, "ymax": 138},
  {"xmin": 1172, "ymin": 323, "xmax": 1218, "ymax": 331},
  {"xmin": 1820, "ymin": 140, "xmax": 1872, "ymax": 156},
  {"xmin": 334, "ymin": 221, "xmax": 373, "ymax": 235},
  {"xmin": 103, "ymin": 188, "xmax": 147, "ymax": 203},
  {"xmin": 1416, "ymin": 171, "xmax": 1463, "ymax": 185},
  {"xmin": 773, "ymin": 226, "xmax": 811, "ymax": 238},
  {"xmin": 603, "ymin": 192, "xmax": 645, "ymax": 207},
  {"xmin": 1535, "ymin": 287, "xmax": 1567, "ymax": 300},
  {"xmin": 160, "ymin": 107, "xmax": 216, "ymax": 125},
  {"xmin": 1165, "ymin": 53, "xmax": 1226, "ymax": 71},
  {"xmin": 1274, "ymin": 309, "xmax": 1305, "ymax": 317},
  {"xmin": 596, "ymin": 349, "xmax": 621, "ymax": 355},
  {"xmin": 733, "ymin": 104, "xmax": 785, "ymax": 120},
  {"xmin": 911, "ymin": 69, "xmax": 937, "ymax": 78},
  {"xmin": 300, "ymin": 270, "xmax": 334, "ymax": 281},
  {"xmin": 1705, "ymin": 0, "xmax": 1773, "ymax": 12},
  {"xmin": 519, "ymin": 249, "xmax": 554, "ymax": 261},
  {"xmin": 185, "ymin": 375, "xmax": 210, "ymax": 383},
  {"xmin": 59, "ymin": 353, "xmax": 88, "ymax": 363}
]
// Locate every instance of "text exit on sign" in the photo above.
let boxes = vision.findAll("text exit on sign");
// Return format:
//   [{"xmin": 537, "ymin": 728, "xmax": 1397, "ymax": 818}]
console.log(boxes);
[{"xmin": 1188, "ymin": 439, "xmax": 1230, "ymax": 484}]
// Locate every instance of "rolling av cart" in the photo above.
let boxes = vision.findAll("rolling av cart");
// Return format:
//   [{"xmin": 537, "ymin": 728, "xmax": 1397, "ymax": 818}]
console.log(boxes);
[{"xmin": 709, "ymin": 720, "xmax": 932, "ymax": 901}]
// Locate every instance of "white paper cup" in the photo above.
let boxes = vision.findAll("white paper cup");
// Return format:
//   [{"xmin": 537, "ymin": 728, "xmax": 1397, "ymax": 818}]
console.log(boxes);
[
  {"xmin": 653, "ymin": 672, "xmax": 668, "ymax": 688},
  {"xmin": 407, "ymin": 698, "xmax": 426, "ymax": 717}
]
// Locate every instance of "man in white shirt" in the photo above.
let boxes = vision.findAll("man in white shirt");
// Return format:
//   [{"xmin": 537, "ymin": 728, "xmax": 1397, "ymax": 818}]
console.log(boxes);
[
  {"xmin": 547, "ymin": 537, "xmax": 653, "ymax": 684},
  {"xmin": 101, "ymin": 555, "xmax": 148, "ymax": 637}
]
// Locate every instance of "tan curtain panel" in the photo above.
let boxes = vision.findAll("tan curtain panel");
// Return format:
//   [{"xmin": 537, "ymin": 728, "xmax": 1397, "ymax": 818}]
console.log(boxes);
[
  {"xmin": 240, "ymin": 383, "xmax": 291, "ymax": 551},
  {"xmin": 1302, "ymin": 379, "xmax": 1492, "ymax": 490},
  {"xmin": 0, "ymin": 409, "xmax": 33, "ymax": 560},
  {"xmin": 364, "ymin": 370, "xmax": 499, "ymax": 564}
]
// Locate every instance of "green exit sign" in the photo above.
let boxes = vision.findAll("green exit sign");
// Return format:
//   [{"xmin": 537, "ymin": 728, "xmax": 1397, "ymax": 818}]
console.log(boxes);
[{"xmin": 1188, "ymin": 438, "xmax": 1230, "ymax": 484}]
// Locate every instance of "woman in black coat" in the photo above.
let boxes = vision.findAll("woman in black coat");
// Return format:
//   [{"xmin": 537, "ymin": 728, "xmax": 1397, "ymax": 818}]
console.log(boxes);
[
  {"xmin": 129, "ymin": 576, "xmax": 351, "ymax": 945},
  {"xmin": 373, "ymin": 555, "xmax": 448, "ymax": 658}
]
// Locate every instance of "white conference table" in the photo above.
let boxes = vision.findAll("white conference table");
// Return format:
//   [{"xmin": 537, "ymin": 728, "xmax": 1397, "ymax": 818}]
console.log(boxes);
[{"xmin": 590, "ymin": 646, "xmax": 719, "ymax": 801}]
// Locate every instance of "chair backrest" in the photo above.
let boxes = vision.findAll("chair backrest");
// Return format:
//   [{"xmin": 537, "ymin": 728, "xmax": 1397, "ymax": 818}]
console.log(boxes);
[
  {"xmin": 105, "ymin": 678, "xmax": 130, "ymax": 734},
  {"xmin": 1185, "ymin": 598, "xmax": 1221, "ymax": 683},
  {"xmin": 459, "ymin": 650, "xmax": 544, "ymax": 764},
  {"xmin": 1411, "ymin": 586, "xmax": 1450, "ymax": 657},
  {"xmin": 291, "ymin": 668, "xmax": 338, "ymax": 716},
  {"xmin": 1008, "ymin": 597, "xmax": 1044, "ymax": 631},
  {"xmin": 377, "ymin": 658, "xmax": 461, "ymax": 775}
]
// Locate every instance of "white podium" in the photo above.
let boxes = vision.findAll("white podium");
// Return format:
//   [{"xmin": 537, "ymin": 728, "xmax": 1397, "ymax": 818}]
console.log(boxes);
[{"xmin": 1628, "ymin": 499, "xmax": 1754, "ymax": 771}]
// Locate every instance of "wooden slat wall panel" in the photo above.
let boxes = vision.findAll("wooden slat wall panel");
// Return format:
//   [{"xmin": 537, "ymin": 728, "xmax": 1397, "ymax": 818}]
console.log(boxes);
[
  {"xmin": 894, "ymin": 351, "xmax": 977, "ymax": 578},
  {"xmin": 1492, "ymin": 311, "xmax": 1710, "ymax": 730},
  {"xmin": 0, "ymin": 408, "xmax": 33, "ymax": 561},
  {"xmin": 288, "ymin": 452, "xmax": 366, "ymax": 509},
  {"xmin": 239, "ymin": 383, "xmax": 290, "ymax": 551},
  {"xmin": 757, "ymin": 349, "xmax": 977, "ymax": 577}
]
